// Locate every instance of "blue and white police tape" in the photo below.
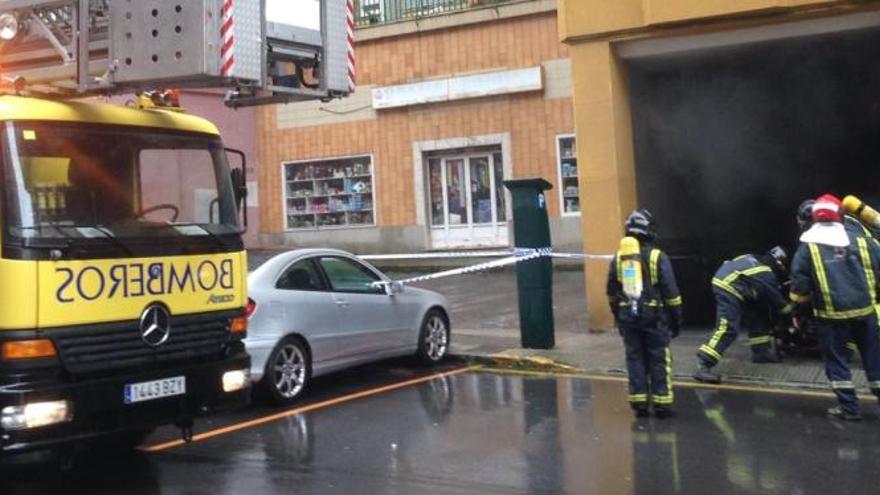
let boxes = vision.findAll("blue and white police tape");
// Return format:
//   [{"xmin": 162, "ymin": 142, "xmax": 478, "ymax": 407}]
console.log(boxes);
[
  {"xmin": 549, "ymin": 251, "xmax": 614, "ymax": 261},
  {"xmin": 360, "ymin": 250, "xmax": 516, "ymax": 261},
  {"xmin": 365, "ymin": 247, "xmax": 613, "ymax": 287}
]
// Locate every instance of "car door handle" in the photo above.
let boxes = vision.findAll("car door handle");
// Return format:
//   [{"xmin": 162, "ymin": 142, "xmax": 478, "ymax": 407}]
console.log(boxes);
[{"xmin": 334, "ymin": 299, "xmax": 351, "ymax": 308}]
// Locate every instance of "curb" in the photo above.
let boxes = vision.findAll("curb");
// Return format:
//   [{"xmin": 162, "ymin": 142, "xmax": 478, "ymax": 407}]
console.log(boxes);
[
  {"xmin": 455, "ymin": 352, "xmax": 870, "ymax": 396},
  {"xmin": 457, "ymin": 352, "xmax": 582, "ymax": 373}
]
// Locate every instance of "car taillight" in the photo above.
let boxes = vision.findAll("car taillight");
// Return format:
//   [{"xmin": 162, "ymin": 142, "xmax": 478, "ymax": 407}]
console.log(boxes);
[{"xmin": 245, "ymin": 298, "xmax": 257, "ymax": 318}]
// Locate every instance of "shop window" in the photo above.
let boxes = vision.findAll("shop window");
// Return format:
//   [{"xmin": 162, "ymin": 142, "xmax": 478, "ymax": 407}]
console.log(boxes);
[
  {"xmin": 557, "ymin": 135, "xmax": 579, "ymax": 215},
  {"xmin": 428, "ymin": 153, "xmax": 506, "ymax": 227},
  {"xmin": 283, "ymin": 155, "xmax": 375, "ymax": 230},
  {"xmin": 493, "ymin": 152, "xmax": 506, "ymax": 222}
]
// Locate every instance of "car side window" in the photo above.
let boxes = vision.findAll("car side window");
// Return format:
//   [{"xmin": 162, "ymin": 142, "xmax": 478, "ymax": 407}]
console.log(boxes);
[
  {"xmin": 276, "ymin": 259, "xmax": 327, "ymax": 291},
  {"xmin": 318, "ymin": 257, "xmax": 383, "ymax": 294}
]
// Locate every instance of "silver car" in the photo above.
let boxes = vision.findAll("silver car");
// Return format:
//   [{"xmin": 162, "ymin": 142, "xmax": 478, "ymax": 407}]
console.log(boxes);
[{"xmin": 245, "ymin": 249, "xmax": 451, "ymax": 404}]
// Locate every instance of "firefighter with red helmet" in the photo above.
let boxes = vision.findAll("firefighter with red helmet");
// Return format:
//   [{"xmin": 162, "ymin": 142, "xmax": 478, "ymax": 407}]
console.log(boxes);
[{"xmin": 791, "ymin": 194, "xmax": 880, "ymax": 420}]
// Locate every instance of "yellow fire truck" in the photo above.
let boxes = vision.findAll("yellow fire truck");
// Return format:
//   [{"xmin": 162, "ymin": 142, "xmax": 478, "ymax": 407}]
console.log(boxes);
[{"xmin": 0, "ymin": 0, "xmax": 353, "ymax": 457}]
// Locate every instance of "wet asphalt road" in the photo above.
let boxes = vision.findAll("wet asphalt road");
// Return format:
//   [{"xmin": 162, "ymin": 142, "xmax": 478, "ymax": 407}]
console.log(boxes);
[{"xmin": 4, "ymin": 358, "xmax": 880, "ymax": 494}]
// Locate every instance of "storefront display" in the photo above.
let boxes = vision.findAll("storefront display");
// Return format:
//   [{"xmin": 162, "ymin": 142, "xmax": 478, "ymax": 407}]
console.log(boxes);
[
  {"xmin": 557, "ymin": 135, "xmax": 579, "ymax": 215},
  {"xmin": 284, "ymin": 156, "xmax": 375, "ymax": 230},
  {"xmin": 427, "ymin": 149, "xmax": 508, "ymax": 248}
]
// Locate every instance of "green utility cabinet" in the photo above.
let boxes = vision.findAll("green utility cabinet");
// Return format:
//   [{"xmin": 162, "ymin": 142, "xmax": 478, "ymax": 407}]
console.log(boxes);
[{"xmin": 503, "ymin": 178, "xmax": 555, "ymax": 349}]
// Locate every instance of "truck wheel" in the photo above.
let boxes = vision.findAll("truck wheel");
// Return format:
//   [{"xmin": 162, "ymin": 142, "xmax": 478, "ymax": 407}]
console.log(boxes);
[
  {"xmin": 416, "ymin": 309, "xmax": 449, "ymax": 365},
  {"xmin": 262, "ymin": 336, "xmax": 311, "ymax": 405}
]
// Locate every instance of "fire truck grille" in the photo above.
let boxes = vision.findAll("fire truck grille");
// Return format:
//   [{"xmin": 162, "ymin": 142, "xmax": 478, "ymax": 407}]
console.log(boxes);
[{"xmin": 51, "ymin": 312, "xmax": 234, "ymax": 375}]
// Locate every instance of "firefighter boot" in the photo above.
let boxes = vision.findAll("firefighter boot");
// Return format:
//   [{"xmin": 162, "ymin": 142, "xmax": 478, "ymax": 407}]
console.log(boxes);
[
  {"xmin": 632, "ymin": 403, "xmax": 650, "ymax": 418},
  {"xmin": 693, "ymin": 361, "xmax": 721, "ymax": 384},
  {"xmin": 653, "ymin": 405, "xmax": 675, "ymax": 419},
  {"xmin": 827, "ymin": 405, "xmax": 861, "ymax": 421}
]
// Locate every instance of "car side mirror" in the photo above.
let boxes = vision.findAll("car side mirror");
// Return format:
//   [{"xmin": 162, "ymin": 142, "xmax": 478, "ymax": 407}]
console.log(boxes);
[{"xmin": 384, "ymin": 281, "xmax": 404, "ymax": 296}]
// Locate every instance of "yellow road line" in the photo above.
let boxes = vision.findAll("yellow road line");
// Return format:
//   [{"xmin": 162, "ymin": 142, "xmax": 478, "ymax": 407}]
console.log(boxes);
[
  {"xmin": 478, "ymin": 367, "xmax": 871, "ymax": 400},
  {"xmin": 141, "ymin": 365, "xmax": 478, "ymax": 453}
]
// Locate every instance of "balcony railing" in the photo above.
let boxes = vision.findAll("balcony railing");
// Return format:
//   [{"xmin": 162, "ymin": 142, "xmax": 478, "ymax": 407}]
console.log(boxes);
[{"xmin": 354, "ymin": 0, "xmax": 516, "ymax": 27}]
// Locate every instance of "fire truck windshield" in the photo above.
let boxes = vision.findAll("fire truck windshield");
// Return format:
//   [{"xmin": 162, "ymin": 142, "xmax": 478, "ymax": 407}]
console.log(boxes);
[{"xmin": 1, "ymin": 122, "xmax": 242, "ymax": 258}]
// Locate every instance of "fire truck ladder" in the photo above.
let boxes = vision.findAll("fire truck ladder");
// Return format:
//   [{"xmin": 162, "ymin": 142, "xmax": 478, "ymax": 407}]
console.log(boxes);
[{"xmin": 0, "ymin": 0, "xmax": 355, "ymax": 107}]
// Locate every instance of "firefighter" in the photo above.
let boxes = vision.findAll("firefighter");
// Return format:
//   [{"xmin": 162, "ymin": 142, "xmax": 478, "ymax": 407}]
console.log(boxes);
[
  {"xmin": 791, "ymin": 194, "xmax": 880, "ymax": 421},
  {"xmin": 797, "ymin": 199, "xmax": 814, "ymax": 234},
  {"xmin": 795, "ymin": 199, "xmax": 880, "ymax": 356},
  {"xmin": 607, "ymin": 209, "xmax": 683, "ymax": 418},
  {"xmin": 693, "ymin": 247, "xmax": 791, "ymax": 384}
]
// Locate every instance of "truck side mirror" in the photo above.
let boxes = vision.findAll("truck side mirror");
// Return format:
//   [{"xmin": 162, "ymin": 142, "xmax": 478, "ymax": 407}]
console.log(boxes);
[
  {"xmin": 230, "ymin": 168, "xmax": 246, "ymax": 208},
  {"xmin": 226, "ymin": 148, "xmax": 248, "ymax": 232}
]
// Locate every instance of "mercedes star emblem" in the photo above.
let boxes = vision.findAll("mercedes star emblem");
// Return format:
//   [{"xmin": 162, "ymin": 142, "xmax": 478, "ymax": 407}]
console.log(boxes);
[{"xmin": 139, "ymin": 304, "xmax": 171, "ymax": 347}]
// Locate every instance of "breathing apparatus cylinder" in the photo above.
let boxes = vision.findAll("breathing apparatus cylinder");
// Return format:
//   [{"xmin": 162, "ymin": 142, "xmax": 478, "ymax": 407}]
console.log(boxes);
[
  {"xmin": 619, "ymin": 236, "xmax": 643, "ymax": 318},
  {"xmin": 843, "ymin": 195, "xmax": 880, "ymax": 230}
]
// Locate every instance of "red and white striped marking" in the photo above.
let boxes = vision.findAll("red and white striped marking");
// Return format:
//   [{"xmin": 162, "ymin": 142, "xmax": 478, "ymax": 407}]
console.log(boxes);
[
  {"xmin": 346, "ymin": 0, "xmax": 356, "ymax": 92},
  {"xmin": 220, "ymin": 0, "xmax": 235, "ymax": 77}
]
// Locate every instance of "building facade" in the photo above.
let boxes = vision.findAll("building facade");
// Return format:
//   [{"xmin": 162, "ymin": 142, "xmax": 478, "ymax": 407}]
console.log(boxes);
[{"xmin": 255, "ymin": 0, "xmax": 580, "ymax": 254}]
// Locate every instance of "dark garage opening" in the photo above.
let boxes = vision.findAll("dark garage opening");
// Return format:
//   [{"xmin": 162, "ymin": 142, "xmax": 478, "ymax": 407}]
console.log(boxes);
[{"xmin": 625, "ymin": 25, "xmax": 880, "ymax": 326}]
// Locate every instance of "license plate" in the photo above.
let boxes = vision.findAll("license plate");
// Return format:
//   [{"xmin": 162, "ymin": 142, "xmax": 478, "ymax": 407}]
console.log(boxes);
[{"xmin": 124, "ymin": 376, "xmax": 186, "ymax": 404}]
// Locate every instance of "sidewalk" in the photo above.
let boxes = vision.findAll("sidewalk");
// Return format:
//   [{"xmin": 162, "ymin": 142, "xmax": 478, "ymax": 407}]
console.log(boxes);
[
  {"xmin": 397, "ymin": 268, "xmax": 856, "ymax": 391},
  {"xmin": 450, "ymin": 328, "xmax": 854, "ymax": 390}
]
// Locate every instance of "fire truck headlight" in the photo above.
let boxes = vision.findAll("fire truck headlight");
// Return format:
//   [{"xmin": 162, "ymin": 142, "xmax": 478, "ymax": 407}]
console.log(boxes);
[
  {"xmin": 0, "ymin": 13, "xmax": 19, "ymax": 41},
  {"xmin": 222, "ymin": 369, "xmax": 250, "ymax": 393},
  {"xmin": 1, "ymin": 400, "xmax": 72, "ymax": 430}
]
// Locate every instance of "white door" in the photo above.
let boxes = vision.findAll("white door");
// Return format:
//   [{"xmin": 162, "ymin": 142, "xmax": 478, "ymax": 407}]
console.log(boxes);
[{"xmin": 428, "ymin": 154, "xmax": 509, "ymax": 249}]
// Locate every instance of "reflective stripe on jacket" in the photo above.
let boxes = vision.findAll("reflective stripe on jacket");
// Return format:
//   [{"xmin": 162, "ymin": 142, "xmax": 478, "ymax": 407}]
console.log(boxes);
[
  {"xmin": 711, "ymin": 255, "xmax": 790, "ymax": 315},
  {"xmin": 791, "ymin": 231, "xmax": 880, "ymax": 320}
]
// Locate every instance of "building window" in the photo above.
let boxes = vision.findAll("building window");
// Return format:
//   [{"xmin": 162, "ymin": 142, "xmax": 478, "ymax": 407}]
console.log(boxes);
[
  {"xmin": 557, "ymin": 135, "xmax": 579, "ymax": 215},
  {"xmin": 358, "ymin": 0, "xmax": 383, "ymax": 24},
  {"xmin": 283, "ymin": 155, "xmax": 375, "ymax": 230}
]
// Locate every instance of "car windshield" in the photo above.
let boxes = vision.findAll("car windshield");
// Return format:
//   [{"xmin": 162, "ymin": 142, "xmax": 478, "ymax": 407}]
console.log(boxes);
[{"xmin": 2, "ymin": 122, "xmax": 239, "ymax": 244}]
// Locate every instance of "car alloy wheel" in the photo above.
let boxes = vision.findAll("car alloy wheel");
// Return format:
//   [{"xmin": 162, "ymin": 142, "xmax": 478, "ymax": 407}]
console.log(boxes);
[
  {"xmin": 421, "ymin": 312, "xmax": 449, "ymax": 362},
  {"xmin": 273, "ymin": 342, "xmax": 307, "ymax": 399}
]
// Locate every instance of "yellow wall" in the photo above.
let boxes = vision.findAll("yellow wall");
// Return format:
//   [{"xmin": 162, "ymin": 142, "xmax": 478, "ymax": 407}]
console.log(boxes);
[
  {"xmin": 560, "ymin": 0, "xmax": 864, "ymax": 330},
  {"xmin": 571, "ymin": 41, "xmax": 636, "ymax": 331},
  {"xmin": 558, "ymin": 0, "xmax": 643, "ymax": 40},
  {"xmin": 559, "ymin": 0, "xmax": 843, "ymax": 41}
]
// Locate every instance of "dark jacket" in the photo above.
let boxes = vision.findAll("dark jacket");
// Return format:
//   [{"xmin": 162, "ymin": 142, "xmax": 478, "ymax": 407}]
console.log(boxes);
[
  {"xmin": 607, "ymin": 242, "xmax": 682, "ymax": 331},
  {"xmin": 791, "ymin": 231, "xmax": 880, "ymax": 321},
  {"xmin": 712, "ymin": 254, "xmax": 791, "ymax": 317},
  {"xmin": 844, "ymin": 215, "xmax": 880, "ymax": 250}
]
